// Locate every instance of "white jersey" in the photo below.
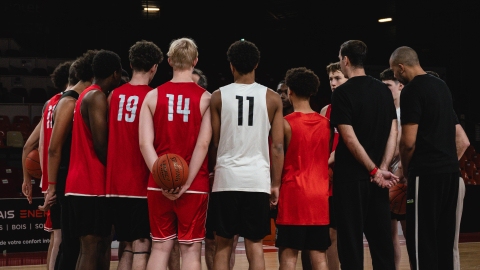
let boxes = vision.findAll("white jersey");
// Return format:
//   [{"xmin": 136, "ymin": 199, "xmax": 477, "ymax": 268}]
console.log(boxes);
[{"xmin": 213, "ymin": 82, "xmax": 271, "ymax": 193}]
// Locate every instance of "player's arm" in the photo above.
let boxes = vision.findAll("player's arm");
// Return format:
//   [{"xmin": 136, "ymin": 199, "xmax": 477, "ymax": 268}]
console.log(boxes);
[
  {"xmin": 209, "ymin": 89, "xmax": 222, "ymax": 171},
  {"xmin": 176, "ymin": 92, "xmax": 212, "ymax": 197},
  {"xmin": 283, "ymin": 119, "xmax": 291, "ymax": 152},
  {"xmin": 379, "ymin": 119, "xmax": 398, "ymax": 170},
  {"xmin": 84, "ymin": 90, "xmax": 108, "ymax": 165},
  {"xmin": 455, "ymin": 124, "xmax": 470, "ymax": 160},
  {"xmin": 267, "ymin": 89, "xmax": 284, "ymax": 206},
  {"xmin": 39, "ymin": 98, "xmax": 75, "ymax": 211},
  {"xmin": 21, "ymin": 119, "xmax": 42, "ymax": 204},
  {"xmin": 399, "ymin": 123, "xmax": 418, "ymax": 180},
  {"xmin": 319, "ymin": 104, "xmax": 329, "ymax": 117},
  {"xmin": 139, "ymin": 90, "xmax": 158, "ymax": 171}
]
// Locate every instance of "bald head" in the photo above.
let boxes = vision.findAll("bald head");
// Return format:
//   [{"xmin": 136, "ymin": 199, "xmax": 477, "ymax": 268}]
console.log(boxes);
[{"xmin": 390, "ymin": 46, "xmax": 420, "ymax": 67}]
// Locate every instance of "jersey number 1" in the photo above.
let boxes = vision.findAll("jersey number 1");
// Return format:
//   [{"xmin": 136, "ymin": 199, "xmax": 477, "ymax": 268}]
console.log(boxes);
[
  {"xmin": 236, "ymin": 95, "xmax": 254, "ymax": 126},
  {"xmin": 166, "ymin": 94, "xmax": 190, "ymax": 122},
  {"xmin": 117, "ymin": 95, "xmax": 139, "ymax": 122}
]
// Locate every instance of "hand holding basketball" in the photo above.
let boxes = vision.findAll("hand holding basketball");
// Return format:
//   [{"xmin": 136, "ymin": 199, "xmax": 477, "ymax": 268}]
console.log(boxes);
[{"xmin": 152, "ymin": 153, "xmax": 189, "ymax": 192}]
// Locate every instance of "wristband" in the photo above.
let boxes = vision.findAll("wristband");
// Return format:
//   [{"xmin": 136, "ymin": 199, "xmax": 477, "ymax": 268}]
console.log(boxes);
[{"xmin": 369, "ymin": 167, "xmax": 378, "ymax": 176}]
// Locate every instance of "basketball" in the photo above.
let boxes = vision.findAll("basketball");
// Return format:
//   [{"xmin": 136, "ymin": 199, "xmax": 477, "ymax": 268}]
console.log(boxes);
[
  {"xmin": 25, "ymin": 149, "xmax": 42, "ymax": 179},
  {"xmin": 152, "ymin": 153, "xmax": 189, "ymax": 190},
  {"xmin": 389, "ymin": 183, "xmax": 407, "ymax": 215}
]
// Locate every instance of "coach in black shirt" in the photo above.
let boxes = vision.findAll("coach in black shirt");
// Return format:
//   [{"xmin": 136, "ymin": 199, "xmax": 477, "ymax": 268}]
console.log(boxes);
[
  {"xmin": 331, "ymin": 40, "xmax": 398, "ymax": 270},
  {"xmin": 390, "ymin": 46, "xmax": 469, "ymax": 270}
]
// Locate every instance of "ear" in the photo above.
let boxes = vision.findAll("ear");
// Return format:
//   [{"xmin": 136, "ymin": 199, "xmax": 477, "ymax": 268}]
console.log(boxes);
[
  {"xmin": 230, "ymin": 62, "xmax": 235, "ymax": 73},
  {"xmin": 193, "ymin": 58, "xmax": 198, "ymax": 67},
  {"xmin": 253, "ymin": 63, "xmax": 259, "ymax": 70},
  {"xmin": 398, "ymin": 64, "xmax": 406, "ymax": 73}
]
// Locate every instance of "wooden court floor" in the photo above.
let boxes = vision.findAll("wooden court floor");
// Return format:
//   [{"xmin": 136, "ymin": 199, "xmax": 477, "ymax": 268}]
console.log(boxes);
[{"xmin": 1, "ymin": 240, "xmax": 479, "ymax": 269}]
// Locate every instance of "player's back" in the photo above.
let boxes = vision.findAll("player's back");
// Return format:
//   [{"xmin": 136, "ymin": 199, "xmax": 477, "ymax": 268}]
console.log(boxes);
[
  {"xmin": 213, "ymin": 82, "xmax": 271, "ymax": 193},
  {"xmin": 147, "ymin": 81, "xmax": 209, "ymax": 192},
  {"xmin": 106, "ymin": 83, "xmax": 152, "ymax": 198}
]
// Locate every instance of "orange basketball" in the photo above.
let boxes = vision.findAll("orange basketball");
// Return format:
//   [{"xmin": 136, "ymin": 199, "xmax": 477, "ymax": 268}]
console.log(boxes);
[
  {"xmin": 389, "ymin": 183, "xmax": 407, "ymax": 215},
  {"xmin": 152, "ymin": 153, "xmax": 189, "ymax": 190},
  {"xmin": 25, "ymin": 149, "xmax": 42, "ymax": 179}
]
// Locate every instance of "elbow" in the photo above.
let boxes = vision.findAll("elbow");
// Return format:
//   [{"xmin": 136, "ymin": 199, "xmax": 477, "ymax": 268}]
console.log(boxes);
[{"xmin": 271, "ymin": 142, "xmax": 284, "ymax": 157}]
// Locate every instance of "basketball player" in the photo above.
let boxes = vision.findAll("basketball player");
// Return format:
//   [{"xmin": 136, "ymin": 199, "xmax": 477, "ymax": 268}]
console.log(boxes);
[
  {"xmin": 379, "ymin": 67, "xmax": 407, "ymax": 270},
  {"xmin": 139, "ymin": 37, "xmax": 211, "ymax": 270},
  {"xmin": 209, "ymin": 39, "xmax": 284, "ymax": 270},
  {"xmin": 330, "ymin": 40, "xmax": 398, "ymax": 270},
  {"xmin": 275, "ymin": 67, "xmax": 329, "ymax": 270},
  {"xmin": 390, "ymin": 46, "xmax": 470, "ymax": 270},
  {"xmin": 106, "ymin": 40, "xmax": 163, "ymax": 270},
  {"xmin": 276, "ymin": 80, "xmax": 294, "ymax": 116},
  {"xmin": 63, "ymin": 50, "xmax": 122, "ymax": 270},
  {"xmin": 22, "ymin": 60, "xmax": 73, "ymax": 270}
]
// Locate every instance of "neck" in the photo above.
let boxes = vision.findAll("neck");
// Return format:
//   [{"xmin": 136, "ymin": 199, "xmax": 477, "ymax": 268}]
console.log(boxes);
[
  {"xmin": 233, "ymin": 71, "xmax": 256, "ymax": 84},
  {"xmin": 345, "ymin": 66, "xmax": 366, "ymax": 78},
  {"xmin": 292, "ymin": 99, "xmax": 314, "ymax": 113},
  {"xmin": 171, "ymin": 68, "xmax": 194, "ymax": 83},
  {"xmin": 72, "ymin": 80, "xmax": 92, "ymax": 94},
  {"xmin": 130, "ymin": 71, "xmax": 151, "ymax": 86},
  {"xmin": 394, "ymin": 98, "xmax": 400, "ymax": 109},
  {"xmin": 406, "ymin": 66, "xmax": 426, "ymax": 83}
]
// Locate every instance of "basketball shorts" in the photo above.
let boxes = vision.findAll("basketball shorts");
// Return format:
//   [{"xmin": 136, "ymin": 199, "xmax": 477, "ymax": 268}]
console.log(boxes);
[
  {"xmin": 147, "ymin": 191, "xmax": 208, "ymax": 244},
  {"xmin": 391, "ymin": 212, "xmax": 406, "ymax": 221},
  {"xmin": 275, "ymin": 225, "xmax": 331, "ymax": 251},
  {"xmin": 43, "ymin": 203, "xmax": 61, "ymax": 231},
  {"xmin": 67, "ymin": 196, "xmax": 112, "ymax": 238},
  {"xmin": 328, "ymin": 196, "xmax": 336, "ymax": 228},
  {"xmin": 205, "ymin": 193, "xmax": 216, "ymax": 240},
  {"xmin": 110, "ymin": 197, "xmax": 150, "ymax": 242},
  {"xmin": 44, "ymin": 209, "xmax": 52, "ymax": 232},
  {"xmin": 210, "ymin": 191, "xmax": 271, "ymax": 240}
]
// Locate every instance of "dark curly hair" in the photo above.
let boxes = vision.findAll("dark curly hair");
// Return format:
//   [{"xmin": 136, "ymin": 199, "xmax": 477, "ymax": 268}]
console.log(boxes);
[
  {"xmin": 129, "ymin": 40, "xmax": 164, "ymax": 72},
  {"xmin": 50, "ymin": 61, "xmax": 73, "ymax": 90},
  {"xmin": 73, "ymin": 49, "xmax": 99, "ymax": 82},
  {"xmin": 92, "ymin": 50, "xmax": 122, "ymax": 79},
  {"xmin": 340, "ymin": 40, "xmax": 367, "ymax": 68},
  {"xmin": 226, "ymin": 40, "xmax": 260, "ymax": 75},
  {"xmin": 284, "ymin": 67, "xmax": 320, "ymax": 98},
  {"xmin": 67, "ymin": 62, "xmax": 80, "ymax": 86}
]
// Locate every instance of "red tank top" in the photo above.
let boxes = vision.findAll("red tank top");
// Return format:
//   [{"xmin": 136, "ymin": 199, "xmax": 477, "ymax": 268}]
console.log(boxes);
[
  {"xmin": 65, "ymin": 85, "xmax": 106, "ymax": 196},
  {"xmin": 41, "ymin": 93, "xmax": 62, "ymax": 192},
  {"xmin": 106, "ymin": 83, "xmax": 152, "ymax": 198},
  {"xmin": 276, "ymin": 112, "xmax": 330, "ymax": 225},
  {"xmin": 147, "ymin": 82, "xmax": 209, "ymax": 192}
]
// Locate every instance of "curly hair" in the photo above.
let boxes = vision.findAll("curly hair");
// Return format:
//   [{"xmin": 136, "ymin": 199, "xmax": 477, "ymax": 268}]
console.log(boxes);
[
  {"xmin": 284, "ymin": 67, "xmax": 320, "ymax": 98},
  {"xmin": 73, "ymin": 49, "xmax": 99, "ymax": 82},
  {"xmin": 129, "ymin": 40, "xmax": 164, "ymax": 72},
  {"xmin": 50, "ymin": 61, "xmax": 73, "ymax": 90},
  {"xmin": 92, "ymin": 50, "xmax": 122, "ymax": 79},
  {"xmin": 226, "ymin": 40, "xmax": 260, "ymax": 75}
]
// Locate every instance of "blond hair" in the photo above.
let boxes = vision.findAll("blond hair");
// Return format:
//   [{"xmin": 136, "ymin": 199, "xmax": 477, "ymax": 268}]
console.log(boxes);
[{"xmin": 167, "ymin": 37, "xmax": 198, "ymax": 70}]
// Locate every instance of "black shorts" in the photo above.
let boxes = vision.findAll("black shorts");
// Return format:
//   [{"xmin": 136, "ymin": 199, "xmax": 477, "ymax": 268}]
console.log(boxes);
[
  {"xmin": 210, "ymin": 191, "xmax": 271, "ymax": 240},
  {"xmin": 50, "ymin": 201, "xmax": 61, "ymax": 230},
  {"xmin": 391, "ymin": 212, "xmax": 406, "ymax": 221},
  {"xmin": 110, "ymin": 197, "xmax": 150, "ymax": 242},
  {"xmin": 205, "ymin": 194, "xmax": 216, "ymax": 240},
  {"xmin": 328, "ymin": 196, "xmax": 336, "ymax": 228},
  {"xmin": 67, "ymin": 196, "xmax": 112, "ymax": 238},
  {"xmin": 275, "ymin": 225, "xmax": 331, "ymax": 251}
]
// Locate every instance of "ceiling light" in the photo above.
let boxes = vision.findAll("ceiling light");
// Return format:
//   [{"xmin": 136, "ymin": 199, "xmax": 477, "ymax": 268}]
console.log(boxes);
[
  {"xmin": 378, "ymin": 18, "xmax": 392, "ymax": 23},
  {"xmin": 144, "ymin": 7, "xmax": 160, "ymax": 12}
]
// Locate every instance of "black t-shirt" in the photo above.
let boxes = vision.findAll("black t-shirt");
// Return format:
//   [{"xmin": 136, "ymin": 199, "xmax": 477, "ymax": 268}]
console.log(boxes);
[
  {"xmin": 331, "ymin": 75, "xmax": 397, "ymax": 182},
  {"xmin": 400, "ymin": 74, "xmax": 458, "ymax": 175}
]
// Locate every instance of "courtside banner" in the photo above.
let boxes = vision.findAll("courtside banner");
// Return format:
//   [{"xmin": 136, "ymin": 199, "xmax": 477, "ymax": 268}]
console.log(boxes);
[{"xmin": 0, "ymin": 197, "xmax": 49, "ymax": 253}]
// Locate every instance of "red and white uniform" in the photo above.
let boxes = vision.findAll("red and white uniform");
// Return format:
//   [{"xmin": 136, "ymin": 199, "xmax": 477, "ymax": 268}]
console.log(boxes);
[
  {"xmin": 106, "ymin": 83, "xmax": 152, "ymax": 198},
  {"xmin": 147, "ymin": 81, "xmax": 209, "ymax": 193},
  {"xmin": 41, "ymin": 93, "xmax": 62, "ymax": 192},
  {"xmin": 276, "ymin": 112, "xmax": 330, "ymax": 225},
  {"xmin": 65, "ymin": 85, "xmax": 106, "ymax": 196}
]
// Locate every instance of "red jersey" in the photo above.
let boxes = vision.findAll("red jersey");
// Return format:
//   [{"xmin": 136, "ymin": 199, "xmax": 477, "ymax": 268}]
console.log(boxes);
[
  {"xmin": 325, "ymin": 104, "xmax": 339, "ymax": 152},
  {"xmin": 106, "ymin": 83, "xmax": 152, "ymax": 198},
  {"xmin": 147, "ymin": 82, "xmax": 209, "ymax": 193},
  {"xmin": 65, "ymin": 85, "xmax": 106, "ymax": 196},
  {"xmin": 41, "ymin": 93, "xmax": 62, "ymax": 192},
  {"xmin": 276, "ymin": 112, "xmax": 330, "ymax": 225}
]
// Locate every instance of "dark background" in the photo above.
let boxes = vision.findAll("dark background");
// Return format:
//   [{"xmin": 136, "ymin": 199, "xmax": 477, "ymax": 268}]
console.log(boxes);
[{"xmin": 0, "ymin": 0, "xmax": 475, "ymax": 138}]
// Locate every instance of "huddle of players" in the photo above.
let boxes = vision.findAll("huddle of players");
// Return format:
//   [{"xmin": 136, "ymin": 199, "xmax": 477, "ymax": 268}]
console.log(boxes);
[{"xmin": 21, "ymin": 37, "xmax": 466, "ymax": 270}]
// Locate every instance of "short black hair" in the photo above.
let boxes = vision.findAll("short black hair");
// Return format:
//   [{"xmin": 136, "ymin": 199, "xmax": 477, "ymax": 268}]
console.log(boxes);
[
  {"xmin": 74, "ymin": 49, "xmax": 98, "ymax": 82},
  {"xmin": 379, "ymin": 68, "xmax": 397, "ymax": 81},
  {"xmin": 129, "ymin": 40, "xmax": 164, "ymax": 72},
  {"xmin": 193, "ymin": 68, "xmax": 208, "ymax": 89},
  {"xmin": 340, "ymin": 40, "xmax": 367, "ymax": 68},
  {"xmin": 226, "ymin": 39, "xmax": 260, "ymax": 75},
  {"xmin": 92, "ymin": 50, "xmax": 122, "ymax": 79},
  {"xmin": 50, "ymin": 61, "xmax": 73, "ymax": 90},
  {"xmin": 284, "ymin": 67, "xmax": 320, "ymax": 98}
]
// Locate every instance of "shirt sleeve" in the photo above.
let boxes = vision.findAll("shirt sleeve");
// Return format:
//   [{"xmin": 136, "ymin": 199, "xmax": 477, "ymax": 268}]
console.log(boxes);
[
  {"xmin": 400, "ymin": 87, "xmax": 422, "ymax": 124},
  {"xmin": 330, "ymin": 88, "xmax": 352, "ymax": 127},
  {"xmin": 452, "ymin": 110, "xmax": 459, "ymax": 125}
]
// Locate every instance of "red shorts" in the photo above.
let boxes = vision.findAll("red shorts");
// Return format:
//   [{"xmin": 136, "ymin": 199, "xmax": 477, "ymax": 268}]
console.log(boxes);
[
  {"xmin": 44, "ymin": 210, "xmax": 52, "ymax": 232},
  {"xmin": 147, "ymin": 191, "xmax": 208, "ymax": 244}
]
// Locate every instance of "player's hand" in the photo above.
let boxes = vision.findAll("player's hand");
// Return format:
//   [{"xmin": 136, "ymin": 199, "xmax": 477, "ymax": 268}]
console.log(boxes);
[
  {"xmin": 22, "ymin": 179, "xmax": 33, "ymax": 204},
  {"xmin": 270, "ymin": 186, "xmax": 279, "ymax": 207},
  {"xmin": 371, "ymin": 169, "xmax": 399, "ymax": 188},
  {"xmin": 161, "ymin": 187, "xmax": 182, "ymax": 200},
  {"xmin": 38, "ymin": 188, "xmax": 56, "ymax": 211}
]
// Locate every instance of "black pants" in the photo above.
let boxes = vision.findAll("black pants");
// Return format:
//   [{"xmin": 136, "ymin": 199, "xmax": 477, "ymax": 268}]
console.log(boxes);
[
  {"xmin": 334, "ymin": 179, "xmax": 395, "ymax": 270},
  {"xmin": 406, "ymin": 172, "xmax": 459, "ymax": 270}
]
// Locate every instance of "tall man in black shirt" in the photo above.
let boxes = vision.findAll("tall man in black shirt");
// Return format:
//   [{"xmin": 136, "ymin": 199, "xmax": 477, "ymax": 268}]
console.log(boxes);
[
  {"xmin": 330, "ymin": 40, "xmax": 398, "ymax": 270},
  {"xmin": 389, "ymin": 46, "xmax": 470, "ymax": 270}
]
